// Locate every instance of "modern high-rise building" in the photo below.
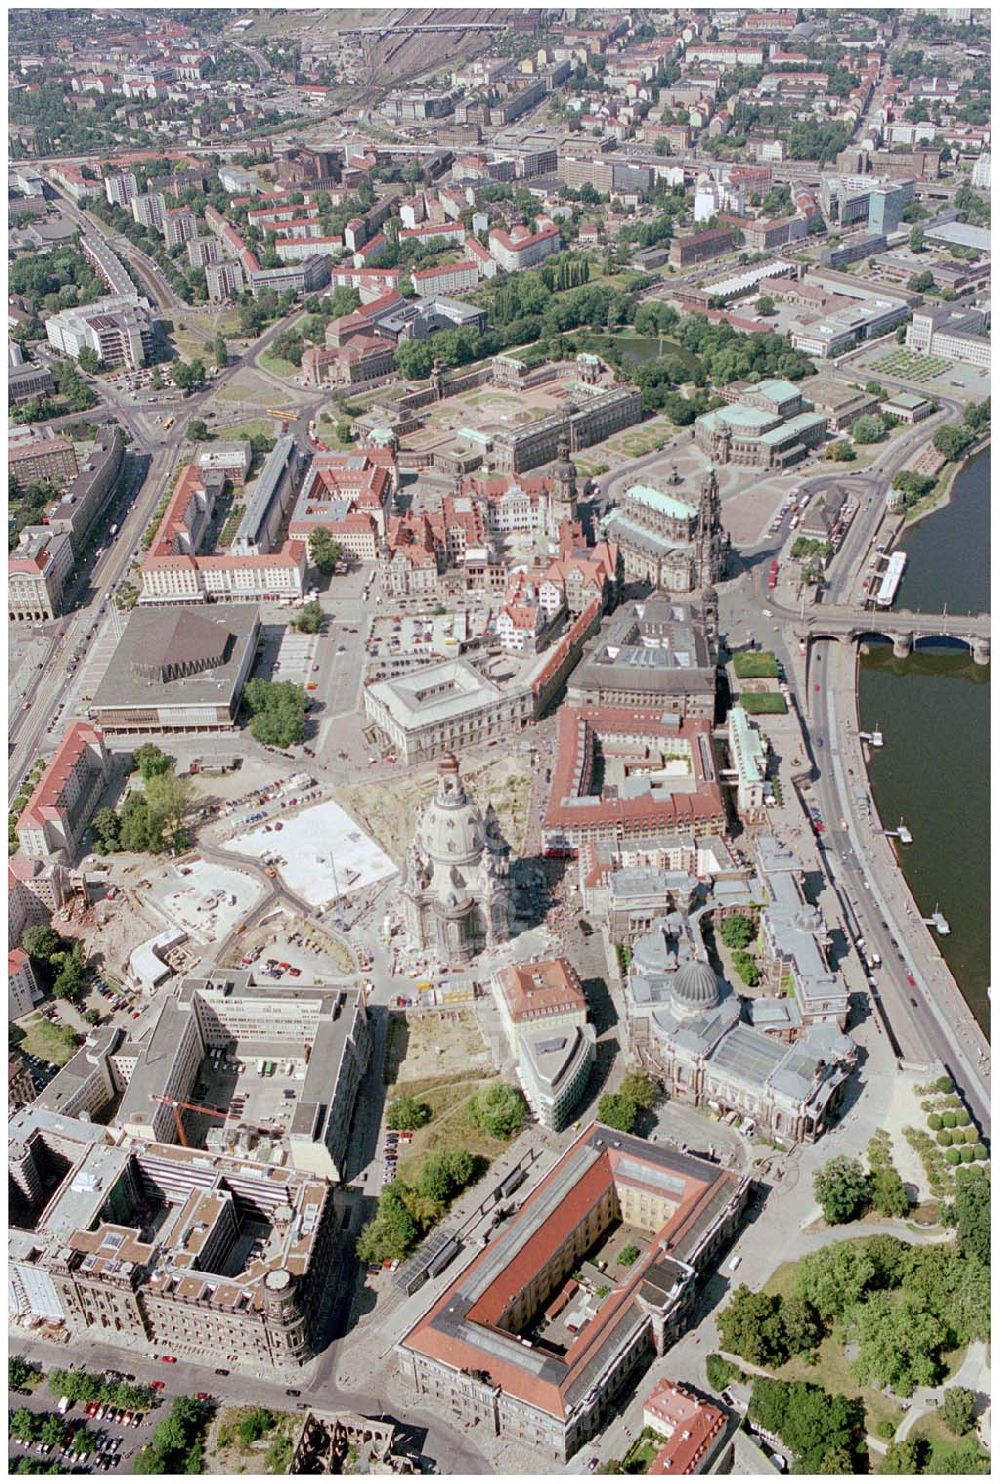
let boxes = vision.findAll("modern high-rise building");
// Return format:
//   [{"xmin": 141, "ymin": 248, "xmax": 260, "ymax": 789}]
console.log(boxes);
[{"xmin": 104, "ymin": 171, "xmax": 138, "ymax": 207}]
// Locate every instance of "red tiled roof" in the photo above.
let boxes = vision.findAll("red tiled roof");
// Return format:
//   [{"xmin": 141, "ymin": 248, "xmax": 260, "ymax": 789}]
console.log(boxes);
[
  {"xmin": 402, "ymin": 1124, "xmax": 736, "ymax": 1420},
  {"xmin": 17, "ymin": 722, "xmax": 104, "ymax": 834},
  {"xmin": 495, "ymin": 957, "xmax": 585, "ymax": 1023}
]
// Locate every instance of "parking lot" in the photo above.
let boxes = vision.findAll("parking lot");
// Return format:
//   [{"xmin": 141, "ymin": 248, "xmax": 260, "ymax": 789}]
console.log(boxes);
[
  {"xmin": 256, "ymin": 622, "xmax": 318, "ymax": 685},
  {"xmin": 365, "ymin": 608, "xmax": 492, "ymax": 679},
  {"xmin": 148, "ymin": 859, "xmax": 264, "ymax": 944},
  {"xmin": 223, "ymin": 797, "xmax": 398, "ymax": 909}
]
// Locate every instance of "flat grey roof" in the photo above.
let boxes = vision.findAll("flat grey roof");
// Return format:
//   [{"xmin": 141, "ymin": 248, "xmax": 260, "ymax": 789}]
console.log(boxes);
[{"xmin": 91, "ymin": 603, "xmax": 258, "ymax": 714}]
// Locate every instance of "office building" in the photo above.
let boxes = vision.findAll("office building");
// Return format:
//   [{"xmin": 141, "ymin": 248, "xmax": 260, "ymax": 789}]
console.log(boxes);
[
  {"xmin": 9, "ymin": 949, "xmax": 40, "ymax": 1020},
  {"xmin": 9, "ymin": 527, "xmax": 74, "ymax": 623},
  {"xmin": 163, "ymin": 206, "xmax": 197, "ymax": 249},
  {"xmin": 8, "ymin": 433, "xmax": 78, "ymax": 487},
  {"xmin": 492, "ymin": 958, "xmax": 595, "ymax": 1131},
  {"xmin": 541, "ymin": 708, "xmax": 727, "ymax": 856},
  {"xmin": 205, "ymin": 259, "xmax": 245, "ymax": 302},
  {"xmin": 9, "ymin": 1106, "xmax": 340, "ymax": 1371},
  {"xmin": 104, "ymin": 171, "xmax": 138, "ymax": 207},
  {"xmin": 131, "ymin": 192, "xmax": 166, "ymax": 230},
  {"xmin": 567, "ymin": 596, "xmax": 717, "ymax": 718},
  {"xmin": 906, "ymin": 306, "xmax": 990, "ymax": 369},
  {"xmin": 366, "ymin": 660, "xmax": 533, "ymax": 765},
  {"xmin": 397, "ymin": 1124, "xmax": 748, "ymax": 1460},
  {"xmin": 45, "ymin": 295, "xmax": 154, "ymax": 370}
]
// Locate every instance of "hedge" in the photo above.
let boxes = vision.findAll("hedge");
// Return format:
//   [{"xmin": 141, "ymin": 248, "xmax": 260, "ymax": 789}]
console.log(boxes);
[
  {"xmin": 936, "ymin": 1130, "xmax": 953, "ymax": 1147},
  {"xmin": 946, "ymin": 1148, "xmax": 962, "ymax": 1165},
  {"xmin": 928, "ymin": 1113, "xmax": 943, "ymax": 1131}
]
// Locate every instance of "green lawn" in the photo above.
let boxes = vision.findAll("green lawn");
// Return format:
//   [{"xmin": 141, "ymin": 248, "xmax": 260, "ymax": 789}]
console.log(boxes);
[
  {"xmin": 392, "ymin": 1076, "xmax": 513, "ymax": 1186},
  {"xmin": 212, "ymin": 418, "xmax": 279, "ymax": 442},
  {"xmin": 733, "ymin": 651, "xmax": 779, "ymax": 680},
  {"xmin": 740, "ymin": 693, "xmax": 788, "ymax": 715},
  {"xmin": 17, "ymin": 1013, "xmax": 79, "ymax": 1066},
  {"xmin": 258, "ymin": 349, "xmax": 300, "ymax": 378}
]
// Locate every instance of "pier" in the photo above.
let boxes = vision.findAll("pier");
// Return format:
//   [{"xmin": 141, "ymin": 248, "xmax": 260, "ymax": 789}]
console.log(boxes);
[
  {"xmin": 858, "ymin": 726, "xmax": 883, "ymax": 748},
  {"xmin": 872, "ymin": 550, "xmax": 907, "ymax": 609},
  {"xmin": 884, "ymin": 820, "xmax": 912, "ymax": 844},
  {"xmin": 922, "ymin": 907, "xmax": 951, "ymax": 936}
]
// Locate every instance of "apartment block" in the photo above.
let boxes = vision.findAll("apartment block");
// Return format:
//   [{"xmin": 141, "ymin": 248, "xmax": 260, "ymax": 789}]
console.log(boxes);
[{"xmin": 16, "ymin": 722, "xmax": 110, "ymax": 860}]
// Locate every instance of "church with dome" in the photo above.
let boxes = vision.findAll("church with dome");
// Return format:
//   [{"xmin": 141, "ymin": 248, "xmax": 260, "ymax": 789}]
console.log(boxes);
[
  {"xmin": 400, "ymin": 753, "xmax": 512, "ymax": 966},
  {"xmin": 626, "ymin": 913, "xmax": 856, "ymax": 1145}
]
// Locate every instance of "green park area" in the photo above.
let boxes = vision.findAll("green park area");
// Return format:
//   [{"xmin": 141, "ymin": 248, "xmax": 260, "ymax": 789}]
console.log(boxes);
[{"xmin": 710, "ymin": 1152, "xmax": 989, "ymax": 1473}]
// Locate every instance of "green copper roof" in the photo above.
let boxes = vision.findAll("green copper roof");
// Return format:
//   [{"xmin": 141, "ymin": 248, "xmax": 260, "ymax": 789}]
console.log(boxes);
[{"xmin": 625, "ymin": 483, "xmax": 698, "ymax": 519}]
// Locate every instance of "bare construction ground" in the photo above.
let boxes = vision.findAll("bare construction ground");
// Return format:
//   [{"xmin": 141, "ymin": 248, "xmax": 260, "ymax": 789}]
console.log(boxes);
[{"xmin": 335, "ymin": 751, "xmax": 533, "ymax": 863}]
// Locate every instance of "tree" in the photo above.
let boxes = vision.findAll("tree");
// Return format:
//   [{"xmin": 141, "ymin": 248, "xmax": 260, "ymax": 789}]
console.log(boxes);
[
  {"xmin": 235, "ymin": 1408, "xmax": 275, "ymax": 1446},
  {"xmin": 617, "ymin": 1244, "xmax": 640, "ymax": 1266},
  {"xmin": 756, "ymin": 294, "xmax": 775, "ymax": 315},
  {"xmin": 909, "ymin": 225, "xmax": 926, "ymax": 253},
  {"xmin": 941, "ymin": 1386, "xmax": 977, "ymax": 1437},
  {"xmin": 618, "ymin": 1069, "xmax": 656, "ymax": 1111},
  {"xmin": 851, "ymin": 414, "xmax": 885, "ymax": 444},
  {"xmin": 847, "ymin": 1290, "xmax": 948, "ymax": 1395},
  {"xmin": 144, "ymin": 770, "xmax": 192, "ymax": 854},
  {"xmin": 468, "ymin": 1081, "xmax": 527, "ymax": 1139},
  {"xmin": 77, "ymin": 346, "xmax": 101, "ymax": 373},
  {"xmin": 718, "ymin": 913, "xmax": 754, "ymax": 950},
  {"xmin": 418, "ymin": 1150, "xmax": 478, "ymax": 1205},
  {"xmin": 881, "ymin": 1440, "xmax": 921, "ymax": 1474},
  {"xmin": 10, "ymin": 1406, "xmax": 39, "ymax": 1442},
  {"xmin": 186, "ymin": 418, "xmax": 210, "ymax": 442},
  {"xmin": 749, "ymin": 1378, "xmax": 863, "ymax": 1475},
  {"xmin": 133, "ymin": 744, "xmax": 173, "ymax": 780},
  {"xmin": 731, "ymin": 949, "xmax": 760, "ymax": 987},
  {"xmin": 213, "ymin": 334, "xmax": 228, "ymax": 369},
  {"xmin": 52, "ymin": 943, "xmax": 88, "ymax": 1001},
  {"xmin": 290, "ymin": 600, "xmax": 324, "ymax": 634},
  {"xmin": 933, "ymin": 424, "xmax": 976, "ymax": 461},
  {"xmin": 819, "ymin": 1447, "xmax": 854, "ymax": 1474},
  {"xmin": 386, "ymin": 1094, "xmax": 430, "ymax": 1131},
  {"xmin": 308, "ymin": 528, "xmax": 342, "ymax": 576},
  {"xmin": 22, "ymin": 924, "xmax": 64, "ymax": 963},
  {"xmin": 870, "ymin": 1163, "xmax": 910, "ymax": 1218},
  {"xmin": 813, "ymin": 1156, "xmax": 870, "ymax": 1225},
  {"xmin": 781, "ymin": 1296, "xmax": 821, "ymax": 1357},
  {"xmin": 356, "ymin": 1182, "xmax": 420, "ymax": 1264},
  {"xmin": 908, "ymin": 269, "xmax": 936, "ymax": 293},
  {"xmin": 393, "ymin": 340, "xmax": 434, "ymax": 380},
  {"xmin": 950, "ymin": 1168, "xmax": 990, "ymax": 1265},
  {"xmin": 91, "ymin": 805, "xmax": 121, "ymax": 852},
  {"xmin": 825, "ymin": 440, "xmax": 856, "ymax": 462},
  {"xmin": 9, "ymin": 1356, "xmax": 35, "ymax": 1392},
  {"xmin": 597, "ymin": 1091, "xmax": 639, "ymax": 1133},
  {"xmin": 794, "ymin": 1242, "xmax": 878, "ymax": 1321},
  {"xmin": 717, "ymin": 1285, "xmax": 789, "ymax": 1367},
  {"xmin": 243, "ymin": 678, "xmax": 308, "ymax": 748},
  {"xmin": 171, "ymin": 358, "xmax": 206, "ymax": 392},
  {"xmin": 118, "ymin": 792, "xmax": 152, "ymax": 852}
]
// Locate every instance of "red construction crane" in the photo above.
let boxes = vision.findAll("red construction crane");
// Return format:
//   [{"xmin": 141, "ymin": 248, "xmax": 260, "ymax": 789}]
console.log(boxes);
[{"xmin": 150, "ymin": 1094, "xmax": 229, "ymax": 1149}]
